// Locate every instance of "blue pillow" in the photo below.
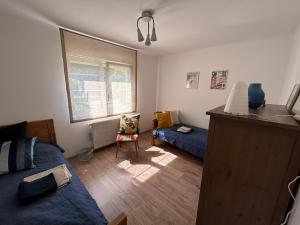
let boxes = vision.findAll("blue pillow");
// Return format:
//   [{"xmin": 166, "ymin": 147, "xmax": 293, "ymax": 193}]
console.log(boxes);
[
  {"xmin": 0, "ymin": 121, "xmax": 27, "ymax": 143},
  {"xmin": 18, "ymin": 173, "xmax": 58, "ymax": 204},
  {"xmin": 0, "ymin": 137, "xmax": 36, "ymax": 175}
]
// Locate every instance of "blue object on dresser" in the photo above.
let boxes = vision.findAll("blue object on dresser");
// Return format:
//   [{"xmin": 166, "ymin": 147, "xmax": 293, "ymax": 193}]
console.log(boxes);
[
  {"xmin": 0, "ymin": 143, "xmax": 108, "ymax": 225},
  {"xmin": 248, "ymin": 83, "xmax": 265, "ymax": 108},
  {"xmin": 153, "ymin": 123, "xmax": 208, "ymax": 159}
]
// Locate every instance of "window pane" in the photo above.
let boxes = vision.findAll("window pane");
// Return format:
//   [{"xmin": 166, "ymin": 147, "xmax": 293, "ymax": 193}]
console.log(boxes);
[
  {"xmin": 69, "ymin": 60, "xmax": 107, "ymax": 120},
  {"xmin": 60, "ymin": 29, "xmax": 137, "ymax": 122},
  {"xmin": 107, "ymin": 64, "xmax": 133, "ymax": 115}
]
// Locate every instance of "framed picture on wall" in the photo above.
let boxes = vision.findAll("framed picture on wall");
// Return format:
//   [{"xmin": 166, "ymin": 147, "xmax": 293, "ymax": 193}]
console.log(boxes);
[
  {"xmin": 210, "ymin": 70, "xmax": 228, "ymax": 89},
  {"xmin": 186, "ymin": 72, "xmax": 200, "ymax": 89},
  {"xmin": 286, "ymin": 84, "xmax": 300, "ymax": 113}
]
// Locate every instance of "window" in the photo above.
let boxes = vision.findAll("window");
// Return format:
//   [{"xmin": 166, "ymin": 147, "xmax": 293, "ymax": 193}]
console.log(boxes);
[{"xmin": 60, "ymin": 29, "xmax": 137, "ymax": 122}]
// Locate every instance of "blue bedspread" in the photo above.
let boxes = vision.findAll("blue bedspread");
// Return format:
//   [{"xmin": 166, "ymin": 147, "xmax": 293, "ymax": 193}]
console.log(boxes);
[
  {"xmin": 153, "ymin": 124, "xmax": 208, "ymax": 159},
  {"xmin": 0, "ymin": 143, "xmax": 108, "ymax": 225}
]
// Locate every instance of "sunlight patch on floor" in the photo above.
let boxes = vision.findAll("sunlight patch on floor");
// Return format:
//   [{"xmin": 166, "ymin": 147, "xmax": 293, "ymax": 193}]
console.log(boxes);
[
  {"xmin": 135, "ymin": 166, "xmax": 160, "ymax": 182},
  {"xmin": 117, "ymin": 160, "xmax": 159, "ymax": 182},
  {"xmin": 116, "ymin": 146, "xmax": 178, "ymax": 183},
  {"xmin": 127, "ymin": 164, "xmax": 152, "ymax": 176},
  {"xmin": 155, "ymin": 153, "xmax": 177, "ymax": 166},
  {"xmin": 117, "ymin": 161, "xmax": 160, "ymax": 183},
  {"xmin": 117, "ymin": 160, "xmax": 132, "ymax": 170},
  {"xmin": 147, "ymin": 146, "xmax": 178, "ymax": 166},
  {"xmin": 145, "ymin": 146, "xmax": 167, "ymax": 152}
]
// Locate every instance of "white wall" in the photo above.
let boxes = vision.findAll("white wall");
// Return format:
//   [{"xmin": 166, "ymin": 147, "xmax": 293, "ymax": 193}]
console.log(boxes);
[
  {"xmin": 137, "ymin": 53, "xmax": 158, "ymax": 131},
  {"xmin": 0, "ymin": 7, "xmax": 158, "ymax": 158},
  {"xmin": 280, "ymin": 24, "xmax": 300, "ymax": 104},
  {"xmin": 157, "ymin": 35, "xmax": 293, "ymax": 128}
]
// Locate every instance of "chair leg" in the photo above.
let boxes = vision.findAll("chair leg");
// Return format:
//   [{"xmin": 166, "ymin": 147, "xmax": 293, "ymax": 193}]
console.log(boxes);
[
  {"xmin": 134, "ymin": 141, "xmax": 138, "ymax": 158},
  {"xmin": 116, "ymin": 142, "xmax": 120, "ymax": 158},
  {"xmin": 151, "ymin": 136, "xmax": 156, "ymax": 146}
]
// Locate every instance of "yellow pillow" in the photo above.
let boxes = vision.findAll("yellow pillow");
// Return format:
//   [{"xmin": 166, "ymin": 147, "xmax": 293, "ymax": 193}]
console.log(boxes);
[{"xmin": 155, "ymin": 112, "xmax": 172, "ymax": 129}]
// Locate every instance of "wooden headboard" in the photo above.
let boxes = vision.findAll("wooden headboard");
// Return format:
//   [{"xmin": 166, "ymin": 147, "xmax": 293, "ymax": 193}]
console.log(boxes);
[{"xmin": 1, "ymin": 119, "xmax": 57, "ymax": 144}]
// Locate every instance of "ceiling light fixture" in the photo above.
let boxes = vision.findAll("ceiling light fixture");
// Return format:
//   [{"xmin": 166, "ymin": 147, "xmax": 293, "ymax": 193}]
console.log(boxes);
[{"xmin": 137, "ymin": 10, "xmax": 157, "ymax": 46}]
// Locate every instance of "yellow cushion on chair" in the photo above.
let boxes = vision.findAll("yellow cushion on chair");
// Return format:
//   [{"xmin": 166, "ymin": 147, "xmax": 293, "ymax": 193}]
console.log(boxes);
[{"xmin": 155, "ymin": 111, "xmax": 172, "ymax": 129}]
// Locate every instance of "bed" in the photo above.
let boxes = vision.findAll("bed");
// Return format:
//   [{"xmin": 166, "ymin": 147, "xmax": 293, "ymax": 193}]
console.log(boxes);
[
  {"xmin": 0, "ymin": 119, "xmax": 126, "ymax": 225},
  {"xmin": 152, "ymin": 120, "xmax": 208, "ymax": 159}
]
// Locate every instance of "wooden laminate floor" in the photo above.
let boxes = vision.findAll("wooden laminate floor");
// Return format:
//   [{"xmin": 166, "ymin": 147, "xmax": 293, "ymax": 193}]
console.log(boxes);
[{"xmin": 69, "ymin": 132, "xmax": 203, "ymax": 225}]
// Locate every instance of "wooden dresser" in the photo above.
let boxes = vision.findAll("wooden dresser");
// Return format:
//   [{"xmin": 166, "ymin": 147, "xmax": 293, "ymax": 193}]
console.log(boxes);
[{"xmin": 196, "ymin": 104, "xmax": 300, "ymax": 225}]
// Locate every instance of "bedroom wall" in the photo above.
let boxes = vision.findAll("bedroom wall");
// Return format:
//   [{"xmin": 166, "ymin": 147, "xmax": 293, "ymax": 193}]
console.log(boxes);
[
  {"xmin": 157, "ymin": 35, "xmax": 293, "ymax": 128},
  {"xmin": 280, "ymin": 24, "xmax": 300, "ymax": 104},
  {"xmin": 0, "ymin": 6, "xmax": 158, "ymax": 158}
]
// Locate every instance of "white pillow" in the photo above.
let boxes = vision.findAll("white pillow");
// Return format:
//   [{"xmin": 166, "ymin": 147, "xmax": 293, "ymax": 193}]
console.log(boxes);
[{"xmin": 170, "ymin": 110, "xmax": 180, "ymax": 124}]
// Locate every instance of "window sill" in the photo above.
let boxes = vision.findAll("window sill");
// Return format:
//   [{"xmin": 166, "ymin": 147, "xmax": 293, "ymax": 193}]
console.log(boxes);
[
  {"xmin": 87, "ymin": 115, "xmax": 121, "ymax": 124},
  {"xmin": 70, "ymin": 111, "xmax": 137, "ymax": 124}
]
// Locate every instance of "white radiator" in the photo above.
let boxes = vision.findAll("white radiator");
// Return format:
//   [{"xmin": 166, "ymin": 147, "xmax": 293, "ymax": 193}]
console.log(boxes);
[{"xmin": 89, "ymin": 118, "xmax": 120, "ymax": 150}]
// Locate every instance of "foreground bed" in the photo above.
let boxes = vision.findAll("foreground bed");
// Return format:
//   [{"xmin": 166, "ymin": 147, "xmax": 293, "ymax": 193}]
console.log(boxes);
[{"xmin": 0, "ymin": 119, "xmax": 126, "ymax": 225}]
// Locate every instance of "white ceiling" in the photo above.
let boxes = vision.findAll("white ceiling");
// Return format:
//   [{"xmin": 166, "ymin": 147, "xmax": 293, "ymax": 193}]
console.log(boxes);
[{"xmin": 3, "ymin": 0, "xmax": 300, "ymax": 55}]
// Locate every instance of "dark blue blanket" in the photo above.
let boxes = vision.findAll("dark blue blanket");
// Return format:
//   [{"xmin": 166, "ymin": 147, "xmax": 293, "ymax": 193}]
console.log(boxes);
[
  {"xmin": 153, "ymin": 124, "xmax": 208, "ymax": 159},
  {"xmin": 0, "ymin": 143, "xmax": 108, "ymax": 225}
]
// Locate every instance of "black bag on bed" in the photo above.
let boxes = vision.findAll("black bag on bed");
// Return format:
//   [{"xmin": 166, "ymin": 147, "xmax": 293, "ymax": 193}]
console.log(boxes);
[{"xmin": 18, "ymin": 173, "xmax": 58, "ymax": 204}]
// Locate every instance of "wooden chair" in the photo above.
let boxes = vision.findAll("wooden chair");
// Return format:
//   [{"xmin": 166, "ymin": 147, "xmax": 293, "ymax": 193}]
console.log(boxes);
[
  {"xmin": 115, "ymin": 134, "xmax": 139, "ymax": 158},
  {"xmin": 115, "ymin": 113, "xmax": 140, "ymax": 159}
]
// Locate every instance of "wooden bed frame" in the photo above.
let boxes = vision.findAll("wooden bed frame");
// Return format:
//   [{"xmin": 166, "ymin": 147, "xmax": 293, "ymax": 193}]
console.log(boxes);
[
  {"xmin": 0, "ymin": 119, "xmax": 57, "ymax": 144},
  {"xmin": 1, "ymin": 119, "xmax": 127, "ymax": 225},
  {"xmin": 26, "ymin": 119, "xmax": 57, "ymax": 144},
  {"xmin": 108, "ymin": 212, "xmax": 127, "ymax": 225}
]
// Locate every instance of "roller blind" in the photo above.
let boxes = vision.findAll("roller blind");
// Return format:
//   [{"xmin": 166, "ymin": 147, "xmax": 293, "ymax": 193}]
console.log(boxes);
[{"xmin": 60, "ymin": 29, "xmax": 137, "ymax": 122}]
